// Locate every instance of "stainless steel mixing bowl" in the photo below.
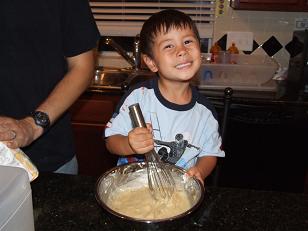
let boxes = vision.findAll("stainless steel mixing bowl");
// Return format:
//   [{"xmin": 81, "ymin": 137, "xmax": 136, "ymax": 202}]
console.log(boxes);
[{"xmin": 95, "ymin": 162, "xmax": 204, "ymax": 229}]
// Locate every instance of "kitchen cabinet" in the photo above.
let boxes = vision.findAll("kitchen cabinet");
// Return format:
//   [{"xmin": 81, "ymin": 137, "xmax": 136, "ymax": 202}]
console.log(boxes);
[
  {"xmin": 69, "ymin": 92, "xmax": 121, "ymax": 177},
  {"xmin": 217, "ymin": 102, "xmax": 308, "ymax": 193},
  {"xmin": 230, "ymin": 0, "xmax": 308, "ymax": 11}
]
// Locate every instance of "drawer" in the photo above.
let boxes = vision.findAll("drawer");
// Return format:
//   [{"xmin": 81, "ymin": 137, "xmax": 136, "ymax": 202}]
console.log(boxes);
[{"xmin": 70, "ymin": 98, "xmax": 117, "ymax": 124}]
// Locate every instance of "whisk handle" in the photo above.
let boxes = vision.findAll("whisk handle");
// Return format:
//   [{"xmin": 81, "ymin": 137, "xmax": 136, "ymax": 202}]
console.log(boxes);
[
  {"xmin": 129, "ymin": 103, "xmax": 157, "ymax": 161},
  {"xmin": 129, "ymin": 103, "xmax": 147, "ymax": 128}
]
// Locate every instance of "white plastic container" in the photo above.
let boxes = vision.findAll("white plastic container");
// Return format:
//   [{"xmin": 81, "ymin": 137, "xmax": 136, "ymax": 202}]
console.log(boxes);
[
  {"xmin": 0, "ymin": 166, "xmax": 34, "ymax": 231},
  {"xmin": 198, "ymin": 54, "xmax": 278, "ymax": 88}
]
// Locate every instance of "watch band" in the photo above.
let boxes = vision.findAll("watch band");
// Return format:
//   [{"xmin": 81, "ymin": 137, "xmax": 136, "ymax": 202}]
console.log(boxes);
[{"xmin": 30, "ymin": 111, "xmax": 50, "ymax": 132}]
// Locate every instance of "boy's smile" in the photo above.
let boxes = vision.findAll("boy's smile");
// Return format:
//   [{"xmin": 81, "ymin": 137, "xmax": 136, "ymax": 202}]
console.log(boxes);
[
  {"xmin": 144, "ymin": 26, "xmax": 201, "ymax": 83},
  {"xmin": 175, "ymin": 61, "xmax": 192, "ymax": 70}
]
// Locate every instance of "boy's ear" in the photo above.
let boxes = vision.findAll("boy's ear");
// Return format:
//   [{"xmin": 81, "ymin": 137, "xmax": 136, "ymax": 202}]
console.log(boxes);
[{"xmin": 142, "ymin": 54, "xmax": 158, "ymax": 72}]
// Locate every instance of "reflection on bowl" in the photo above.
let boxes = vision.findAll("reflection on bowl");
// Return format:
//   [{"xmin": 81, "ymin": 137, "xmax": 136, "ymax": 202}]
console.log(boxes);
[{"xmin": 95, "ymin": 162, "xmax": 204, "ymax": 225}]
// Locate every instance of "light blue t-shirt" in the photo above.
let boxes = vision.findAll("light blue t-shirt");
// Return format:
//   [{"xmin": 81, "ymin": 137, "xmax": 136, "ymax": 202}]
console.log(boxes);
[{"xmin": 105, "ymin": 78, "xmax": 225, "ymax": 170}]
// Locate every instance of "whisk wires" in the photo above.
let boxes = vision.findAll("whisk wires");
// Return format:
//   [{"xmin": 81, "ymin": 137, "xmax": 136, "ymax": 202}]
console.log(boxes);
[{"xmin": 129, "ymin": 103, "xmax": 175, "ymax": 200}]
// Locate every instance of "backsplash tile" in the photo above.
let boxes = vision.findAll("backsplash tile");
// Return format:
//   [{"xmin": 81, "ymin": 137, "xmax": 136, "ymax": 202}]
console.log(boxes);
[
  {"xmin": 242, "ymin": 40, "xmax": 259, "ymax": 55},
  {"xmin": 214, "ymin": 5, "xmax": 308, "ymax": 68},
  {"xmin": 261, "ymin": 36, "xmax": 283, "ymax": 57},
  {"xmin": 216, "ymin": 34, "xmax": 227, "ymax": 50},
  {"xmin": 285, "ymin": 36, "xmax": 304, "ymax": 58}
]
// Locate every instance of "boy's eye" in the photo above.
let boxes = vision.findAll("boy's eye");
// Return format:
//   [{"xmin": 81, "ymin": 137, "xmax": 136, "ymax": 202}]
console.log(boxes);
[
  {"xmin": 164, "ymin": 44, "xmax": 173, "ymax": 49},
  {"xmin": 184, "ymin": 40, "xmax": 193, "ymax": 45}
]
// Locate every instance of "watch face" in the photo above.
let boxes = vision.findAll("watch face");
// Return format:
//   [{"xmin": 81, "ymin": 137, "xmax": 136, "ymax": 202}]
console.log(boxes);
[{"xmin": 32, "ymin": 111, "xmax": 50, "ymax": 129}]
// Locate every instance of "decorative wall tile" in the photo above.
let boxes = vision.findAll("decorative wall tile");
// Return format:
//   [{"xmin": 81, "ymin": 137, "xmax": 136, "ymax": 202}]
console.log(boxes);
[
  {"xmin": 213, "ymin": 5, "xmax": 308, "ymax": 68},
  {"xmin": 252, "ymin": 47, "xmax": 267, "ymax": 56},
  {"xmin": 216, "ymin": 34, "xmax": 227, "ymax": 50},
  {"xmin": 285, "ymin": 36, "xmax": 304, "ymax": 58},
  {"xmin": 243, "ymin": 40, "xmax": 259, "ymax": 54},
  {"xmin": 261, "ymin": 36, "xmax": 283, "ymax": 57}
]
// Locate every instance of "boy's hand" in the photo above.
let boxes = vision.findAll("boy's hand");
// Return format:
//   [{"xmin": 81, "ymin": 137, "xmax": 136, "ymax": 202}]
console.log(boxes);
[
  {"xmin": 128, "ymin": 123, "xmax": 154, "ymax": 154},
  {"xmin": 186, "ymin": 156, "xmax": 217, "ymax": 187},
  {"xmin": 186, "ymin": 166, "xmax": 206, "ymax": 186}
]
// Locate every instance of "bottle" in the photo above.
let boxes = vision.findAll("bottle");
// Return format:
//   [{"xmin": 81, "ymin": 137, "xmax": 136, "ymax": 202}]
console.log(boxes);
[
  {"xmin": 227, "ymin": 42, "xmax": 239, "ymax": 64},
  {"xmin": 210, "ymin": 42, "xmax": 222, "ymax": 63}
]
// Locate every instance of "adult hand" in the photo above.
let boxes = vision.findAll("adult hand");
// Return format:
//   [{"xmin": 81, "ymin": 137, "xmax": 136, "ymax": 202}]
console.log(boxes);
[{"xmin": 0, "ymin": 116, "xmax": 40, "ymax": 149}]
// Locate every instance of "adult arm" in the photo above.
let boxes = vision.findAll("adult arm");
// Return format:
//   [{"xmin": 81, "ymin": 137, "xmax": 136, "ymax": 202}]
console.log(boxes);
[{"xmin": 0, "ymin": 49, "xmax": 96, "ymax": 149}]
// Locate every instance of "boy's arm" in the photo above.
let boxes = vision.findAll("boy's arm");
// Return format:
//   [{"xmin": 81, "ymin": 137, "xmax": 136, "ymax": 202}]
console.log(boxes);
[
  {"xmin": 187, "ymin": 156, "xmax": 217, "ymax": 184},
  {"xmin": 105, "ymin": 134, "xmax": 135, "ymax": 156}
]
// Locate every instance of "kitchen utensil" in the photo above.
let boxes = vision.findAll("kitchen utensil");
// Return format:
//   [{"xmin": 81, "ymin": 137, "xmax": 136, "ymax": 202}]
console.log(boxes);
[
  {"xmin": 128, "ymin": 103, "xmax": 175, "ymax": 200},
  {"xmin": 95, "ymin": 162, "xmax": 205, "ymax": 228}
]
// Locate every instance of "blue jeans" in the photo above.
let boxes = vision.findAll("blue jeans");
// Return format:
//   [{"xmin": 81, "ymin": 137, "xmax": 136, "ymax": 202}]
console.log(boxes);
[{"xmin": 54, "ymin": 155, "xmax": 78, "ymax": 175}]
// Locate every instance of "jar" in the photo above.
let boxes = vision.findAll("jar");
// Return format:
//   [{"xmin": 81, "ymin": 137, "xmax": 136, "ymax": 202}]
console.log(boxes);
[
  {"xmin": 227, "ymin": 42, "xmax": 239, "ymax": 64},
  {"xmin": 210, "ymin": 42, "xmax": 222, "ymax": 63}
]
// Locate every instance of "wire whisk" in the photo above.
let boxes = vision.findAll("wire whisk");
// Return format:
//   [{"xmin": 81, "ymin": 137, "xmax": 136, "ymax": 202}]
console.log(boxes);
[{"xmin": 129, "ymin": 103, "xmax": 175, "ymax": 200}]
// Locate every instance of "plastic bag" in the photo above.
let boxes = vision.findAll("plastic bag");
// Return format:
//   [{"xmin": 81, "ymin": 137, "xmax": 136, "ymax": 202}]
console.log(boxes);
[{"xmin": 0, "ymin": 142, "xmax": 39, "ymax": 181}]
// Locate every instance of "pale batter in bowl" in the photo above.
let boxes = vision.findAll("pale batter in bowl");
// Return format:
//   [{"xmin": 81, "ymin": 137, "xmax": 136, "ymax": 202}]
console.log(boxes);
[{"xmin": 106, "ymin": 187, "xmax": 192, "ymax": 220}]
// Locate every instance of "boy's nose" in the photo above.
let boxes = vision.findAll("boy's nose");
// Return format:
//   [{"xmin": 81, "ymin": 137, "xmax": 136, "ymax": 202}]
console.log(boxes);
[{"xmin": 177, "ymin": 45, "xmax": 188, "ymax": 57}]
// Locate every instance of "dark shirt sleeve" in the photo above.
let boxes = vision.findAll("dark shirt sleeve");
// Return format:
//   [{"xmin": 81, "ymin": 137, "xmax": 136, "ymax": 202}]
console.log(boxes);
[{"xmin": 61, "ymin": 0, "xmax": 100, "ymax": 57}]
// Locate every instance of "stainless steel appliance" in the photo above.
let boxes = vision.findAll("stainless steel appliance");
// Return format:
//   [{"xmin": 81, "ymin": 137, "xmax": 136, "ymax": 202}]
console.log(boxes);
[{"xmin": 286, "ymin": 30, "xmax": 308, "ymax": 100}]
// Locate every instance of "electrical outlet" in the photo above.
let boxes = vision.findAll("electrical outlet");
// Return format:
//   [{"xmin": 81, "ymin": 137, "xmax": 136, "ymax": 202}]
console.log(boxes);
[
  {"xmin": 227, "ymin": 31, "xmax": 253, "ymax": 51},
  {"xmin": 295, "ymin": 18, "xmax": 308, "ymax": 30}
]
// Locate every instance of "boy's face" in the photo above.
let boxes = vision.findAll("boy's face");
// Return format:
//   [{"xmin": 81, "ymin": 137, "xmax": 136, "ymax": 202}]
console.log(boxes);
[{"xmin": 143, "ymin": 26, "xmax": 201, "ymax": 83}]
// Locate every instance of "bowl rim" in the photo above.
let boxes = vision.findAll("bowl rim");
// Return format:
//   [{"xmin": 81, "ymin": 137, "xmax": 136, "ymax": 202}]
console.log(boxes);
[{"xmin": 95, "ymin": 162, "xmax": 205, "ymax": 223}]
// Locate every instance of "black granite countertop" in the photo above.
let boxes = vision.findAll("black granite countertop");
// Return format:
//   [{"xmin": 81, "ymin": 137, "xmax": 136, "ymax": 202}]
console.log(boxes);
[{"xmin": 31, "ymin": 173, "xmax": 308, "ymax": 231}]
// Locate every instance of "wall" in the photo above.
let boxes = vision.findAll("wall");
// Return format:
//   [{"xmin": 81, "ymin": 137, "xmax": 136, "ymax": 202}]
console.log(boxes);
[
  {"xmin": 213, "ymin": 4, "xmax": 308, "ymax": 68},
  {"xmin": 97, "ymin": 3, "xmax": 308, "ymax": 70}
]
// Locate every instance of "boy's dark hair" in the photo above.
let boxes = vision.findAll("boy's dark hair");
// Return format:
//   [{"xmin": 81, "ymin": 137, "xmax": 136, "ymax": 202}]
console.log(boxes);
[{"xmin": 140, "ymin": 9, "xmax": 200, "ymax": 57}]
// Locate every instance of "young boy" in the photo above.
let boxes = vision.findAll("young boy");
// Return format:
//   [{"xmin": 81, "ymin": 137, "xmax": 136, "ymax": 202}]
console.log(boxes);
[{"xmin": 105, "ymin": 9, "xmax": 225, "ymax": 185}]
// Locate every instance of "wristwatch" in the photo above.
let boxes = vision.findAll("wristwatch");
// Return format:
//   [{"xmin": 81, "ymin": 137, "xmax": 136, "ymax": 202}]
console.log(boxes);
[{"xmin": 30, "ymin": 111, "xmax": 50, "ymax": 132}]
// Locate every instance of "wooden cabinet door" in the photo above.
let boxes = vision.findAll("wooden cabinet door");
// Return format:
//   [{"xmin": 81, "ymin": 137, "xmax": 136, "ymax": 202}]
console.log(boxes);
[
  {"xmin": 70, "ymin": 95, "xmax": 119, "ymax": 124},
  {"xmin": 230, "ymin": 0, "xmax": 308, "ymax": 11},
  {"xmin": 72, "ymin": 123, "xmax": 118, "ymax": 178},
  {"xmin": 70, "ymin": 93, "xmax": 121, "ymax": 177}
]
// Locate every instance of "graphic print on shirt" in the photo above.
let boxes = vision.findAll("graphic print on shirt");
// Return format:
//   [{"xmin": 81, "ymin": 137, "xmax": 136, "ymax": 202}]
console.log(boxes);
[{"xmin": 149, "ymin": 112, "xmax": 200, "ymax": 166}]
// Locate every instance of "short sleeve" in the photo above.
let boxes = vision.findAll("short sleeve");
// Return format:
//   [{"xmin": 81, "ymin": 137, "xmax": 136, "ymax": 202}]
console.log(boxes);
[{"xmin": 61, "ymin": 0, "xmax": 100, "ymax": 57}]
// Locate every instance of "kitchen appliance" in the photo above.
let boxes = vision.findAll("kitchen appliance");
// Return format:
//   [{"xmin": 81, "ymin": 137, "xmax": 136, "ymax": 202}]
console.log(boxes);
[
  {"xmin": 286, "ymin": 30, "xmax": 308, "ymax": 100},
  {"xmin": 95, "ymin": 162, "xmax": 204, "ymax": 230},
  {"xmin": 0, "ymin": 166, "xmax": 34, "ymax": 231}
]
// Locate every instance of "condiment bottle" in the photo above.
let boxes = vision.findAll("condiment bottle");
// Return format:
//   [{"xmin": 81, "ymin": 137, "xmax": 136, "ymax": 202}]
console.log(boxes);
[
  {"xmin": 227, "ymin": 42, "xmax": 239, "ymax": 64},
  {"xmin": 210, "ymin": 42, "xmax": 222, "ymax": 63}
]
